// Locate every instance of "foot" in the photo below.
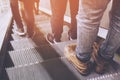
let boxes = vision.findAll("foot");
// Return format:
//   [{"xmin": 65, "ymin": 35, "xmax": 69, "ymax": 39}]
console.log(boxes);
[
  {"xmin": 68, "ymin": 32, "xmax": 77, "ymax": 40},
  {"xmin": 92, "ymin": 42, "xmax": 108, "ymax": 74},
  {"xmin": 64, "ymin": 44, "xmax": 90, "ymax": 76},
  {"xmin": 46, "ymin": 33, "xmax": 61, "ymax": 45},
  {"xmin": 14, "ymin": 28, "xmax": 25, "ymax": 36}
]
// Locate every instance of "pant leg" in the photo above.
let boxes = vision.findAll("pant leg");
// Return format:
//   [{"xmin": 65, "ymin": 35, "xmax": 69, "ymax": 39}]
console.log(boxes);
[
  {"xmin": 23, "ymin": 0, "xmax": 35, "ymax": 32},
  {"xmin": 99, "ymin": 0, "xmax": 120, "ymax": 61},
  {"xmin": 10, "ymin": 0, "xmax": 23, "ymax": 29},
  {"xmin": 50, "ymin": 0, "xmax": 67, "ymax": 40},
  {"xmin": 69, "ymin": 0, "xmax": 79, "ymax": 39},
  {"xmin": 76, "ymin": 0, "xmax": 110, "ymax": 62}
]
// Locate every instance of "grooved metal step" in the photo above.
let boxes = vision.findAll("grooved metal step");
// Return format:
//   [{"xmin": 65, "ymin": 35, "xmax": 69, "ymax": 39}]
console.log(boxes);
[
  {"xmin": 9, "ymin": 45, "xmax": 60, "ymax": 66},
  {"xmin": 9, "ymin": 48, "xmax": 42, "ymax": 67},
  {"xmin": 6, "ymin": 58, "xmax": 80, "ymax": 80},
  {"xmin": 6, "ymin": 58, "xmax": 120, "ymax": 80},
  {"xmin": 10, "ymin": 38, "xmax": 37, "ymax": 50}
]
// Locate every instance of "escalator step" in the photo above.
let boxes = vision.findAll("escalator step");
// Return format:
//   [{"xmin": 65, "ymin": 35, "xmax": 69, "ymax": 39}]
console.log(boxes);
[
  {"xmin": 9, "ymin": 48, "xmax": 43, "ymax": 66},
  {"xmin": 10, "ymin": 38, "xmax": 37, "ymax": 50},
  {"xmin": 6, "ymin": 58, "xmax": 120, "ymax": 80},
  {"xmin": 52, "ymin": 40, "xmax": 76, "ymax": 56},
  {"xmin": 6, "ymin": 58, "xmax": 80, "ymax": 80},
  {"xmin": 9, "ymin": 45, "xmax": 60, "ymax": 66}
]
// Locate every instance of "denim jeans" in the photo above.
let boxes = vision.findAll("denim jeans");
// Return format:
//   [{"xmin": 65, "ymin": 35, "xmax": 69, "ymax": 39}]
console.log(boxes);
[
  {"xmin": 76, "ymin": 0, "xmax": 111, "ymax": 62},
  {"xmin": 99, "ymin": 0, "xmax": 120, "ymax": 61},
  {"xmin": 50, "ymin": 0, "xmax": 79, "ymax": 40},
  {"xmin": 10, "ymin": 0, "xmax": 24, "ymax": 29}
]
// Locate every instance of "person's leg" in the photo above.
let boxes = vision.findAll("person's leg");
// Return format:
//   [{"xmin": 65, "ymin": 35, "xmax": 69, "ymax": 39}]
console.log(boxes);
[
  {"xmin": 36, "ymin": 0, "xmax": 40, "ymax": 13},
  {"xmin": 76, "ymin": 0, "xmax": 110, "ymax": 62},
  {"xmin": 34, "ymin": 0, "xmax": 40, "ymax": 14},
  {"xmin": 69, "ymin": 0, "xmax": 79, "ymax": 39},
  {"xmin": 49, "ymin": 0, "xmax": 67, "ymax": 41},
  {"xmin": 94, "ymin": 0, "xmax": 120, "ymax": 73},
  {"xmin": 23, "ymin": 0, "xmax": 35, "ymax": 37},
  {"xmin": 10, "ymin": 0, "xmax": 25, "ymax": 35},
  {"xmin": 65, "ymin": 0, "xmax": 110, "ymax": 75}
]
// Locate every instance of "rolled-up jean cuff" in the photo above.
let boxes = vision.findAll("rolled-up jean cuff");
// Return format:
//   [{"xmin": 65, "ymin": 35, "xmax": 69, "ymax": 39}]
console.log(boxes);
[{"xmin": 99, "ymin": 50, "xmax": 114, "ymax": 61}]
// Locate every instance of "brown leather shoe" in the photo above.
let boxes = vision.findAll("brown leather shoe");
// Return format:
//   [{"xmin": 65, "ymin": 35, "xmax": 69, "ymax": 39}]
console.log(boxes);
[
  {"xmin": 92, "ymin": 42, "xmax": 108, "ymax": 74},
  {"xmin": 64, "ymin": 43, "xmax": 90, "ymax": 76}
]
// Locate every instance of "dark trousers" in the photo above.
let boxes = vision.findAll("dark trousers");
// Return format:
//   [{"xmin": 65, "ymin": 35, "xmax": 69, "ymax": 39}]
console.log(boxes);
[{"xmin": 50, "ymin": 0, "xmax": 79, "ymax": 40}]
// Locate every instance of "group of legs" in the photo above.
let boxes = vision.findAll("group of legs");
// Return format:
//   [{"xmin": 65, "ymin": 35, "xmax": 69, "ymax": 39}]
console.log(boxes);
[
  {"xmin": 65, "ymin": 0, "xmax": 120, "ymax": 76},
  {"xmin": 47, "ymin": 0, "xmax": 79, "ymax": 44},
  {"xmin": 10, "ymin": 0, "xmax": 40, "ymax": 37},
  {"xmin": 10, "ymin": 0, "xmax": 120, "ymax": 76}
]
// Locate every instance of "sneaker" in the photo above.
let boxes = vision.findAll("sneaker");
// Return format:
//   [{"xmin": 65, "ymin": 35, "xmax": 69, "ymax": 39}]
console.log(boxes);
[
  {"xmin": 46, "ymin": 33, "xmax": 61, "ymax": 45},
  {"xmin": 68, "ymin": 32, "xmax": 77, "ymax": 40},
  {"xmin": 64, "ymin": 43, "xmax": 90, "ymax": 76},
  {"xmin": 14, "ymin": 28, "xmax": 25, "ymax": 36},
  {"xmin": 92, "ymin": 42, "xmax": 108, "ymax": 74}
]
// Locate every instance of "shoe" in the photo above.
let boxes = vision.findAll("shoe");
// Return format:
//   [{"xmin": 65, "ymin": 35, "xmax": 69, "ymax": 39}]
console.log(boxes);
[
  {"xmin": 68, "ymin": 32, "xmax": 77, "ymax": 40},
  {"xmin": 92, "ymin": 42, "xmax": 108, "ymax": 74},
  {"xmin": 14, "ymin": 28, "xmax": 25, "ymax": 36},
  {"xmin": 64, "ymin": 43, "xmax": 90, "ymax": 76},
  {"xmin": 46, "ymin": 33, "xmax": 61, "ymax": 45}
]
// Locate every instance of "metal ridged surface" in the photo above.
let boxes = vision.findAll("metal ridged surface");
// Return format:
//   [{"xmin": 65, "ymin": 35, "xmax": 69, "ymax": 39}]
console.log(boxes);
[
  {"xmin": 6, "ymin": 58, "xmax": 80, "ymax": 80},
  {"xmin": 6, "ymin": 58, "xmax": 120, "ymax": 80},
  {"xmin": 9, "ymin": 48, "xmax": 43, "ymax": 67},
  {"xmin": 9, "ymin": 45, "xmax": 60, "ymax": 66},
  {"xmin": 10, "ymin": 38, "xmax": 37, "ymax": 50}
]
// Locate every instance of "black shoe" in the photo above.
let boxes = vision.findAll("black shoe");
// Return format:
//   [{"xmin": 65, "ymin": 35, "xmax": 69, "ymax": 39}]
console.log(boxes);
[
  {"xmin": 46, "ymin": 33, "xmax": 61, "ymax": 45},
  {"xmin": 68, "ymin": 32, "xmax": 77, "ymax": 40}
]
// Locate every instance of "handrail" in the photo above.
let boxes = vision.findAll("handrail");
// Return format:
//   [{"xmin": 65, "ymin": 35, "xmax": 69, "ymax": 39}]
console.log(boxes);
[{"xmin": 0, "ymin": 10, "xmax": 12, "ymax": 51}]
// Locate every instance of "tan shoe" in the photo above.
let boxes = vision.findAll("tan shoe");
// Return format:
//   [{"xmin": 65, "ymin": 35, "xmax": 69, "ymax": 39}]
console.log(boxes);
[
  {"xmin": 92, "ymin": 42, "xmax": 108, "ymax": 74},
  {"xmin": 64, "ymin": 43, "xmax": 90, "ymax": 75}
]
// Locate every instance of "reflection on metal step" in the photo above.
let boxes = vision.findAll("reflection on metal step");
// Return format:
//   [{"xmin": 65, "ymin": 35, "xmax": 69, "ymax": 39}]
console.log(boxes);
[
  {"xmin": 6, "ymin": 58, "xmax": 80, "ymax": 80},
  {"xmin": 9, "ymin": 45, "xmax": 60, "ymax": 67},
  {"xmin": 10, "ymin": 38, "xmax": 37, "ymax": 50}
]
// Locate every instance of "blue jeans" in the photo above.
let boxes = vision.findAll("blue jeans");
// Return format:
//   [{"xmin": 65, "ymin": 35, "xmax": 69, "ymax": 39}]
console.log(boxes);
[
  {"xmin": 50, "ymin": 0, "xmax": 79, "ymax": 40},
  {"xmin": 76, "ymin": 0, "xmax": 120, "ymax": 62},
  {"xmin": 99, "ymin": 0, "xmax": 120, "ymax": 61}
]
